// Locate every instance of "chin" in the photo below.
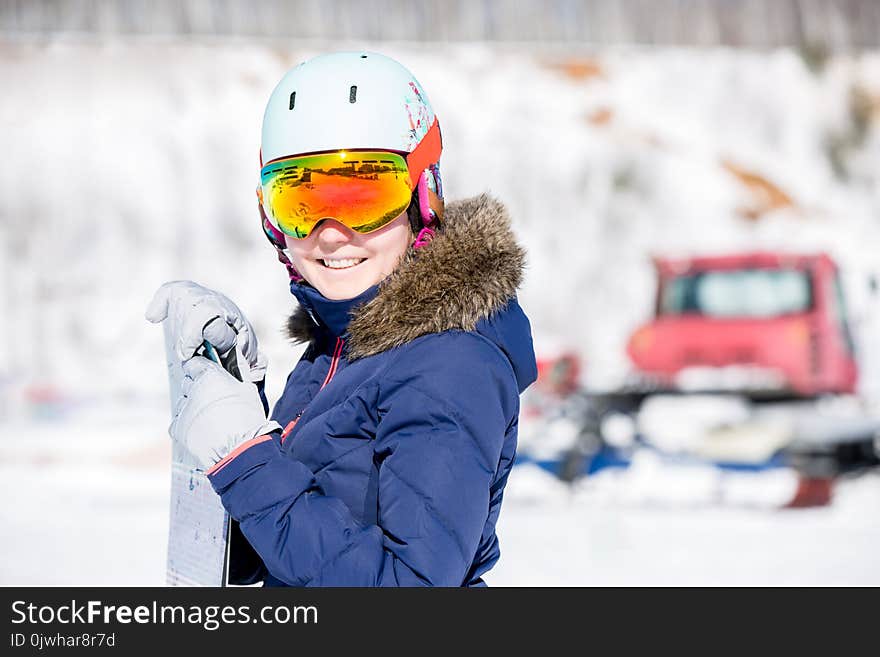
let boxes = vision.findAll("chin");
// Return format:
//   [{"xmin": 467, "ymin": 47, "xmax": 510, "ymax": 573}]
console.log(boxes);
[
  {"xmin": 321, "ymin": 285, "xmax": 369, "ymax": 300},
  {"xmin": 312, "ymin": 272, "xmax": 379, "ymax": 300}
]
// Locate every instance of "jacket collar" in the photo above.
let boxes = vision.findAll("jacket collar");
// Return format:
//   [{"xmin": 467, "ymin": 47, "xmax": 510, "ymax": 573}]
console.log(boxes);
[
  {"xmin": 289, "ymin": 281, "xmax": 380, "ymax": 340},
  {"xmin": 286, "ymin": 193, "xmax": 527, "ymax": 361}
]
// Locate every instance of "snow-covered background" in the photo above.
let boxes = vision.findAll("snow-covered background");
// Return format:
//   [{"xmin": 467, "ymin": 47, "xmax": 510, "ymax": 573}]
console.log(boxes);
[{"xmin": 1, "ymin": 39, "xmax": 879, "ymax": 585}]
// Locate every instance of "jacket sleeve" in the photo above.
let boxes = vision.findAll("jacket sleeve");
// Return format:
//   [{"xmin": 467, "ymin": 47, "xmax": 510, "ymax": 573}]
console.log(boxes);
[{"xmin": 207, "ymin": 333, "xmax": 517, "ymax": 586}]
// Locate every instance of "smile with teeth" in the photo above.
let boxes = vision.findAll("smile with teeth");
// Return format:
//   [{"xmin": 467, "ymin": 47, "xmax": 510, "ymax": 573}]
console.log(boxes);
[{"xmin": 320, "ymin": 257, "xmax": 367, "ymax": 270}]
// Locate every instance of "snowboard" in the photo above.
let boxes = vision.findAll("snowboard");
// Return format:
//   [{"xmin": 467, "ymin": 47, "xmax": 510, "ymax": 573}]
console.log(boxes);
[{"xmin": 163, "ymin": 327, "xmax": 231, "ymax": 586}]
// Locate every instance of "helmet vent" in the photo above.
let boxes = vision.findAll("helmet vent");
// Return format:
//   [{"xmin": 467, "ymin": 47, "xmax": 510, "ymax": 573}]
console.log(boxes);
[
  {"xmin": 349, "ymin": 85, "xmax": 358, "ymax": 103},
  {"xmin": 289, "ymin": 91, "xmax": 296, "ymax": 110}
]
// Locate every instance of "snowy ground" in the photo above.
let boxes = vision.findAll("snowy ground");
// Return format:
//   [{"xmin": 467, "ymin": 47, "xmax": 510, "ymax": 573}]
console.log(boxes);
[
  {"xmin": 0, "ymin": 400, "xmax": 877, "ymax": 586},
  {"xmin": 491, "ymin": 463, "xmax": 880, "ymax": 586}
]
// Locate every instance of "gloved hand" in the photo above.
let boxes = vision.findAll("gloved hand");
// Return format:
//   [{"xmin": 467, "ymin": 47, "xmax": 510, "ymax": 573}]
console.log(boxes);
[
  {"xmin": 170, "ymin": 356, "xmax": 281, "ymax": 470},
  {"xmin": 145, "ymin": 280, "xmax": 266, "ymax": 382}
]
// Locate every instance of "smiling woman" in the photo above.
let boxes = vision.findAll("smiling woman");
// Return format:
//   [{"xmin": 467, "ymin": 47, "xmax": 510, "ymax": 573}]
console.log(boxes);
[{"xmin": 148, "ymin": 51, "xmax": 538, "ymax": 587}]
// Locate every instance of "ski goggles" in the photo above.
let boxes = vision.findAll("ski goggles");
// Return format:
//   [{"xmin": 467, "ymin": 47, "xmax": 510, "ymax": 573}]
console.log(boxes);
[{"xmin": 260, "ymin": 118, "xmax": 441, "ymax": 239}]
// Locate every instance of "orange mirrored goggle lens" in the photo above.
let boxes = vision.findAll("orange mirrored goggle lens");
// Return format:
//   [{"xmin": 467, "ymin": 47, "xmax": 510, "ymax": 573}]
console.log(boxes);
[{"xmin": 260, "ymin": 150, "xmax": 414, "ymax": 239}]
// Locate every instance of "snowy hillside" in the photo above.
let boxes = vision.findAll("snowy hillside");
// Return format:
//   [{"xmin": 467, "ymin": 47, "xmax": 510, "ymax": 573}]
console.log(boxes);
[{"xmin": 3, "ymin": 42, "xmax": 880, "ymax": 403}]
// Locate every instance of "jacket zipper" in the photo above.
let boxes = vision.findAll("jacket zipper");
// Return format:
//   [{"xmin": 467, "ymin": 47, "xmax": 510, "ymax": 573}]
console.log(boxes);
[
  {"xmin": 320, "ymin": 336, "xmax": 345, "ymax": 390},
  {"xmin": 282, "ymin": 336, "xmax": 345, "ymax": 445}
]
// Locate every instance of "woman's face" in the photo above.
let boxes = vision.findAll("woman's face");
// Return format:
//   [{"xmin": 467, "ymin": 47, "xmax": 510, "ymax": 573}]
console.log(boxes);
[{"xmin": 285, "ymin": 212, "xmax": 412, "ymax": 300}]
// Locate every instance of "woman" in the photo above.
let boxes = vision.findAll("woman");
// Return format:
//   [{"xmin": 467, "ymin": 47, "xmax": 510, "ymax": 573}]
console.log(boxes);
[{"xmin": 147, "ymin": 52, "xmax": 537, "ymax": 586}]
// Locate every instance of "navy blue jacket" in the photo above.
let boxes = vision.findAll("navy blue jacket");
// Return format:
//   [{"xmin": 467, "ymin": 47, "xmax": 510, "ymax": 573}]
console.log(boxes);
[{"xmin": 208, "ymin": 194, "xmax": 537, "ymax": 586}]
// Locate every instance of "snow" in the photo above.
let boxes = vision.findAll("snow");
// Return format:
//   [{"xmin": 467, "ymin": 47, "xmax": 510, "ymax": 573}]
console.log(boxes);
[
  {"xmin": 0, "ymin": 400, "xmax": 877, "ymax": 586},
  {"xmin": 1, "ymin": 39, "xmax": 879, "ymax": 585},
  {"xmin": 490, "ymin": 465, "xmax": 880, "ymax": 586}
]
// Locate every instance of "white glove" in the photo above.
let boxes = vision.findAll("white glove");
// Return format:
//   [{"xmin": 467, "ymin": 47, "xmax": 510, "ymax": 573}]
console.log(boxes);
[
  {"xmin": 145, "ymin": 280, "xmax": 266, "ymax": 381},
  {"xmin": 170, "ymin": 356, "xmax": 281, "ymax": 470}
]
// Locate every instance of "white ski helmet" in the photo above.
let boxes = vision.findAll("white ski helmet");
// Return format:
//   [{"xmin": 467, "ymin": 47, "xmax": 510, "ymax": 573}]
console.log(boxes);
[{"xmin": 258, "ymin": 51, "xmax": 444, "ymax": 281}]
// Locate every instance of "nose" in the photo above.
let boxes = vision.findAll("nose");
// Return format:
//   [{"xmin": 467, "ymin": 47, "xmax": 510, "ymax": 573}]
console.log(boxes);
[{"xmin": 314, "ymin": 218, "xmax": 354, "ymax": 246}]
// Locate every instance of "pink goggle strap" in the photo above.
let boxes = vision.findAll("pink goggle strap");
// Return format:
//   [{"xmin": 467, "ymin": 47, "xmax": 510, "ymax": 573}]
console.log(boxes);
[{"xmin": 413, "ymin": 169, "xmax": 440, "ymax": 250}]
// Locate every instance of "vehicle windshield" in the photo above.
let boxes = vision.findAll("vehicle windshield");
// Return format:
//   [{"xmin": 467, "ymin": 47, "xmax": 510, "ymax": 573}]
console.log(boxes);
[{"xmin": 659, "ymin": 268, "xmax": 812, "ymax": 318}]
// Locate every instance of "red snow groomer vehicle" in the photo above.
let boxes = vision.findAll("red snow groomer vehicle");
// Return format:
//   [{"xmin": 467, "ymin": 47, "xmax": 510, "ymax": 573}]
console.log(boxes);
[
  {"xmin": 519, "ymin": 251, "xmax": 878, "ymax": 505},
  {"xmin": 615, "ymin": 251, "xmax": 878, "ymax": 506},
  {"xmin": 626, "ymin": 252, "xmax": 858, "ymax": 398}
]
